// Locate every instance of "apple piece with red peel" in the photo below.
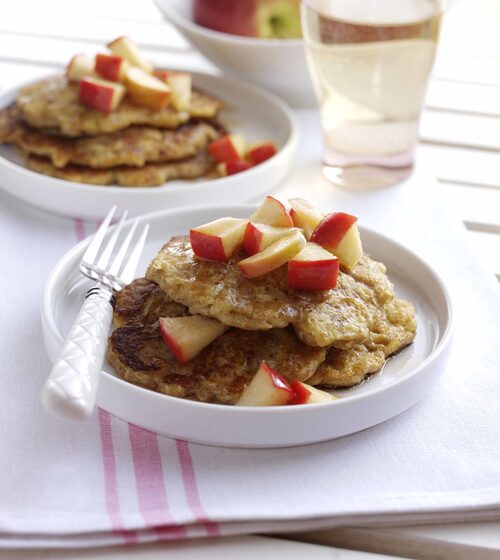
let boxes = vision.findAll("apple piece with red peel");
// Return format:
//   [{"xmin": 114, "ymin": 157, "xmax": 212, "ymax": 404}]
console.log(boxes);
[
  {"xmin": 236, "ymin": 363, "xmax": 295, "ymax": 406},
  {"xmin": 243, "ymin": 222, "xmax": 296, "ymax": 256},
  {"xmin": 217, "ymin": 160, "xmax": 252, "ymax": 177},
  {"xmin": 247, "ymin": 142, "xmax": 277, "ymax": 165},
  {"xmin": 154, "ymin": 70, "xmax": 192, "ymax": 111},
  {"xmin": 159, "ymin": 315, "xmax": 228, "ymax": 364},
  {"xmin": 66, "ymin": 54, "xmax": 94, "ymax": 82},
  {"xmin": 289, "ymin": 198, "xmax": 324, "ymax": 240},
  {"xmin": 79, "ymin": 78, "xmax": 125, "ymax": 112},
  {"xmin": 238, "ymin": 229, "xmax": 306, "ymax": 278},
  {"xmin": 289, "ymin": 380, "xmax": 338, "ymax": 405},
  {"xmin": 95, "ymin": 53, "xmax": 128, "ymax": 82},
  {"xmin": 190, "ymin": 217, "xmax": 248, "ymax": 262},
  {"xmin": 208, "ymin": 134, "xmax": 246, "ymax": 163},
  {"xmin": 249, "ymin": 195, "xmax": 294, "ymax": 228},
  {"xmin": 311, "ymin": 212, "xmax": 363, "ymax": 269},
  {"xmin": 194, "ymin": 0, "xmax": 301, "ymax": 39},
  {"xmin": 107, "ymin": 36, "xmax": 153, "ymax": 73},
  {"xmin": 124, "ymin": 66, "xmax": 172, "ymax": 110},
  {"xmin": 288, "ymin": 242, "xmax": 339, "ymax": 291}
]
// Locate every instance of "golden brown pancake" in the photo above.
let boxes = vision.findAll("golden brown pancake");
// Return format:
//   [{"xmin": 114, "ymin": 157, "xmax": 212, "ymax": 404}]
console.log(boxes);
[
  {"xmin": 17, "ymin": 76, "xmax": 222, "ymax": 137},
  {"xmin": 26, "ymin": 151, "xmax": 215, "ymax": 187},
  {"xmin": 0, "ymin": 105, "xmax": 220, "ymax": 168},
  {"xmin": 107, "ymin": 279, "xmax": 327, "ymax": 404},
  {"xmin": 145, "ymin": 237, "xmax": 413, "ymax": 350}
]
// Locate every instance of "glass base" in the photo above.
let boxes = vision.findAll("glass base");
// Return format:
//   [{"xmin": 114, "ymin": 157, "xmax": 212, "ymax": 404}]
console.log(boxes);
[
  {"xmin": 322, "ymin": 145, "xmax": 415, "ymax": 190},
  {"xmin": 323, "ymin": 163, "xmax": 414, "ymax": 190}
]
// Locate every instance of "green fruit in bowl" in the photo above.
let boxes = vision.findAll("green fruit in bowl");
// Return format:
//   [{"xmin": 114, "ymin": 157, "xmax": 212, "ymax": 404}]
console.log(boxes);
[{"xmin": 193, "ymin": 0, "xmax": 302, "ymax": 39}]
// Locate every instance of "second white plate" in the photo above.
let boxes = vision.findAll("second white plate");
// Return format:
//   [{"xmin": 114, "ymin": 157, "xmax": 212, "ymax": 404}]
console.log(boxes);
[
  {"xmin": 41, "ymin": 204, "xmax": 453, "ymax": 448},
  {"xmin": 0, "ymin": 73, "xmax": 297, "ymax": 220}
]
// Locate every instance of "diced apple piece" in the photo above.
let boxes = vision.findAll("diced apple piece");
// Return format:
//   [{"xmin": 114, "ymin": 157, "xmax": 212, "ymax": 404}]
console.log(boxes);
[
  {"xmin": 311, "ymin": 212, "xmax": 363, "ymax": 269},
  {"xmin": 236, "ymin": 363, "xmax": 294, "ymax": 407},
  {"xmin": 124, "ymin": 66, "xmax": 172, "ymax": 110},
  {"xmin": 208, "ymin": 134, "xmax": 246, "ymax": 163},
  {"xmin": 288, "ymin": 242, "xmax": 339, "ymax": 292},
  {"xmin": 238, "ymin": 229, "xmax": 306, "ymax": 278},
  {"xmin": 249, "ymin": 195, "xmax": 294, "ymax": 227},
  {"xmin": 289, "ymin": 198, "xmax": 324, "ymax": 240},
  {"xmin": 79, "ymin": 78, "xmax": 125, "ymax": 112},
  {"xmin": 95, "ymin": 53, "xmax": 128, "ymax": 82},
  {"xmin": 289, "ymin": 380, "xmax": 339, "ymax": 405},
  {"xmin": 107, "ymin": 36, "xmax": 153, "ymax": 73},
  {"xmin": 190, "ymin": 217, "xmax": 248, "ymax": 262},
  {"xmin": 154, "ymin": 70, "xmax": 192, "ymax": 111},
  {"xmin": 247, "ymin": 141, "xmax": 277, "ymax": 165},
  {"xmin": 66, "ymin": 54, "xmax": 94, "ymax": 82},
  {"xmin": 217, "ymin": 160, "xmax": 252, "ymax": 177},
  {"xmin": 243, "ymin": 222, "xmax": 296, "ymax": 256},
  {"xmin": 159, "ymin": 315, "xmax": 227, "ymax": 364}
]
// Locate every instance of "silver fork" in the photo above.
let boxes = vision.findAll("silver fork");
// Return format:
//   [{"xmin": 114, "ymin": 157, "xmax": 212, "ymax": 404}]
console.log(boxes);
[{"xmin": 41, "ymin": 207, "xmax": 149, "ymax": 421}]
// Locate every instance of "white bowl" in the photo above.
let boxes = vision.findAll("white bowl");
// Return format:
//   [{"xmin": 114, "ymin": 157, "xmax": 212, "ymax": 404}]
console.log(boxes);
[
  {"xmin": 41, "ymin": 204, "xmax": 453, "ymax": 448},
  {"xmin": 0, "ymin": 72, "xmax": 298, "ymax": 220},
  {"xmin": 154, "ymin": 0, "xmax": 316, "ymax": 107}
]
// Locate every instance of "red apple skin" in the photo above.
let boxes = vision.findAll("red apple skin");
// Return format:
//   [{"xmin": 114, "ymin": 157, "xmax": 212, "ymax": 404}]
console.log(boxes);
[
  {"xmin": 288, "ymin": 257, "xmax": 339, "ymax": 291},
  {"xmin": 194, "ymin": 0, "xmax": 257, "ymax": 36},
  {"xmin": 249, "ymin": 196, "xmax": 294, "ymax": 228},
  {"xmin": 95, "ymin": 53, "xmax": 125, "ymax": 82},
  {"xmin": 289, "ymin": 379, "xmax": 311, "ymax": 404},
  {"xmin": 208, "ymin": 135, "xmax": 244, "ymax": 163},
  {"xmin": 311, "ymin": 212, "xmax": 358, "ymax": 250},
  {"xmin": 225, "ymin": 160, "xmax": 252, "ymax": 175},
  {"xmin": 189, "ymin": 230, "xmax": 226, "ymax": 262},
  {"xmin": 248, "ymin": 142, "xmax": 277, "ymax": 165},
  {"xmin": 78, "ymin": 79, "xmax": 124, "ymax": 112},
  {"xmin": 159, "ymin": 319, "xmax": 186, "ymax": 364}
]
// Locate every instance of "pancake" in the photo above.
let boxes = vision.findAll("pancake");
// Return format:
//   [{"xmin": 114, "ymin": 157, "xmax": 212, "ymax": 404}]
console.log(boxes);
[
  {"xmin": 17, "ymin": 76, "xmax": 222, "ymax": 137},
  {"xmin": 0, "ymin": 105, "xmax": 220, "ymax": 168},
  {"xmin": 107, "ymin": 279, "xmax": 327, "ymax": 404},
  {"xmin": 26, "ymin": 151, "xmax": 215, "ymax": 187},
  {"xmin": 145, "ymin": 237, "xmax": 415, "ymax": 350}
]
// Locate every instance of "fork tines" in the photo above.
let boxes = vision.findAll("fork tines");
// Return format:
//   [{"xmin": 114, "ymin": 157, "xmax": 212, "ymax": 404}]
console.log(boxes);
[{"xmin": 80, "ymin": 206, "xmax": 149, "ymax": 291}]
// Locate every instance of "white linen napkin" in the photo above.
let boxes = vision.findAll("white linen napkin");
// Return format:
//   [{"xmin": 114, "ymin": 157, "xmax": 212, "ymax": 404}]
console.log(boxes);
[{"xmin": 0, "ymin": 113, "xmax": 499, "ymax": 548}]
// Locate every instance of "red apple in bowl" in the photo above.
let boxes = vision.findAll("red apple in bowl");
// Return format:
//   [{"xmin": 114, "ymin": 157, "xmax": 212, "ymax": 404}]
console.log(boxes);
[
  {"xmin": 243, "ymin": 222, "xmax": 296, "ymax": 255},
  {"xmin": 289, "ymin": 380, "xmax": 338, "ymax": 405},
  {"xmin": 249, "ymin": 195, "xmax": 293, "ymax": 227},
  {"xmin": 79, "ymin": 78, "xmax": 125, "ymax": 112},
  {"xmin": 193, "ymin": 0, "xmax": 302, "ymax": 39}
]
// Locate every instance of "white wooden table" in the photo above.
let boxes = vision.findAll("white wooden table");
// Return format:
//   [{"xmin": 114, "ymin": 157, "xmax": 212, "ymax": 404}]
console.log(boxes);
[{"xmin": 0, "ymin": 0, "xmax": 498, "ymax": 558}]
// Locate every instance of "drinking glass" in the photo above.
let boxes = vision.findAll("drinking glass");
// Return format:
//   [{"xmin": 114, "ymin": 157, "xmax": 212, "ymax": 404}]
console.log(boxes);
[{"xmin": 301, "ymin": 0, "xmax": 446, "ymax": 189}]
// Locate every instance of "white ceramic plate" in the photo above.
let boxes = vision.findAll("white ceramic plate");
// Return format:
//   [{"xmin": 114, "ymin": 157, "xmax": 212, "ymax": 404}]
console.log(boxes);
[
  {"xmin": 41, "ymin": 205, "xmax": 453, "ymax": 448},
  {"xmin": 0, "ymin": 73, "xmax": 297, "ymax": 221}
]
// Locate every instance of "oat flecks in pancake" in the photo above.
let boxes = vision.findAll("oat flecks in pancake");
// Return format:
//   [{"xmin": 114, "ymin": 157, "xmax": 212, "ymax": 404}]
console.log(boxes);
[
  {"xmin": 0, "ymin": 105, "xmax": 220, "ymax": 168},
  {"xmin": 17, "ymin": 76, "xmax": 221, "ymax": 137},
  {"xmin": 26, "ymin": 151, "xmax": 215, "ymax": 187},
  {"xmin": 107, "ymin": 279, "xmax": 326, "ymax": 404},
  {"xmin": 145, "ymin": 237, "xmax": 410, "ymax": 349}
]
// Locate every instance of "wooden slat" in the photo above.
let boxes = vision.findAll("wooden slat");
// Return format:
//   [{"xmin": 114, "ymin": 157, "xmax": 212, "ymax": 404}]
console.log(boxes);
[
  {"xmin": 418, "ymin": 145, "xmax": 500, "ymax": 189},
  {"xmin": 438, "ymin": 183, "xmax": 500, "ymax": 228},
  {"xmin": 426, "ymin": 80, "xmax": 500, "ymax": 117},
  {"xmin": 420, "ymin": 110, "xmax": 500, "ymax": 151},
  {"xmin": 467, "ymin": 231, "xmax": 500, "ymax": 279}
]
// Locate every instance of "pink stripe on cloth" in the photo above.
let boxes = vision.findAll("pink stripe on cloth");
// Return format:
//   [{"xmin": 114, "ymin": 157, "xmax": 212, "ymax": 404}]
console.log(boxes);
[
  {"xmin": 98, "ymin": 410, "xmax": 138, "ymax": 544},
  {"xmin": 176, "ymin": 440, "xmax": 220, "ymax": 537},
  {"xmin": 128, "ymin": 424, "xmax": 186, "ymax": 539},
  {"xmin": 73, "ymin": 218, "xmax": 86, "ymax": 243}
]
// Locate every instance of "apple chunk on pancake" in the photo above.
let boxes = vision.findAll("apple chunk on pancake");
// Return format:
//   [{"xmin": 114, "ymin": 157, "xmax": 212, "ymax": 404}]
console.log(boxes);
[{"xmin": 146, "ymin": 236, "xmax": 414, "ymax": 350}]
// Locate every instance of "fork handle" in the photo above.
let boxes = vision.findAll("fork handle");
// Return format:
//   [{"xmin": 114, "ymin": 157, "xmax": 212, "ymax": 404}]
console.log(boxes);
[{"xmin": 41, "ymin": 285, "xmax": 115, "ymax": 421}]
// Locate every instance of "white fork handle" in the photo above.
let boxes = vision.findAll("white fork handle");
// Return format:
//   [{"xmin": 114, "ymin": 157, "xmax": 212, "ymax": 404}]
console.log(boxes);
[{"xmin": 41, "ymin": 286, "xmax": 115, "ymax": 421}]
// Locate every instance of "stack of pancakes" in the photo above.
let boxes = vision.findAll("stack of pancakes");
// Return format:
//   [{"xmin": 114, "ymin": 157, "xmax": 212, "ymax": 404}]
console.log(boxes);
[
  {"xmin": 107, "ymin": 236, "xmax": 417, "ymax": 405},
  {"xmin": 0, "ymin": 76, "xmax": 223, "ymax": 187}
]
